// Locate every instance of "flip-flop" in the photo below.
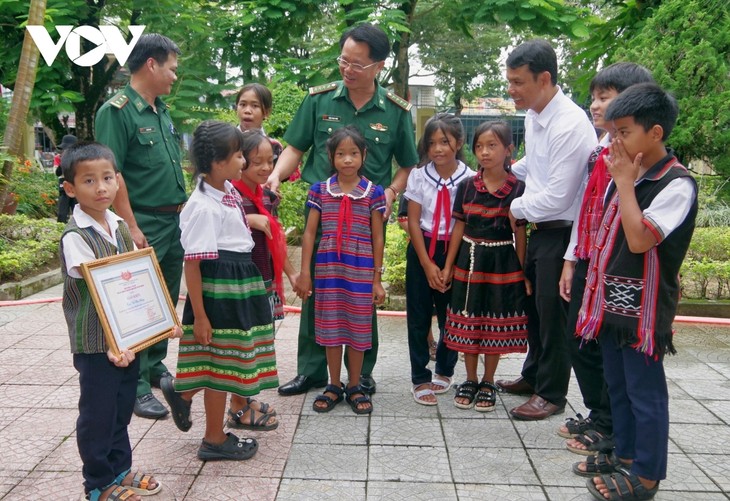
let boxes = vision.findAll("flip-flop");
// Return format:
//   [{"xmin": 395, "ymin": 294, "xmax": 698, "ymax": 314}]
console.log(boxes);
[
  {"xmin": 431, "ymin": 375, "xmax": 453, "ymax": 394},
  {"xmin": 411, "ymin": 385, "xmax": 437, "ymax": 406}
]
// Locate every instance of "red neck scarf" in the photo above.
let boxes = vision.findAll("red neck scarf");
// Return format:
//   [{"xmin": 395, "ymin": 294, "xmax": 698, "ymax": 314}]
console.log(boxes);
[
  {"xmin": 429, "ymin": 184, "xmax": 451, "ymax": 259},
  {"xmin": 230, "ymin": 179, "xmax": 287, "ymax": 303},
  {"xmin": 336, "ymin": 195, "xmax": 353, "ymax": 259},
  {"xmin": 575, "ymin": 147, "xmax": 610, "ymax": 260}
]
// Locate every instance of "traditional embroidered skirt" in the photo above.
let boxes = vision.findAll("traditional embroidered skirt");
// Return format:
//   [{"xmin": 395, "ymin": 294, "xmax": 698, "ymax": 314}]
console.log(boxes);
[
  {"xmin": 445, "ymin": 238, "xmax": 529, "ymax": 355},
  {"xmin": 175, "ymin": 251, "xmax": 278, "ymax": 396}
]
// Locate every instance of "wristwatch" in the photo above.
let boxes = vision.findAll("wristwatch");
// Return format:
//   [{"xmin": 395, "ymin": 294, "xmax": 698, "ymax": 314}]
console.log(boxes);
[{"xmin": 375, "ymin": 265, "xmax": 386, "ymax": 273}]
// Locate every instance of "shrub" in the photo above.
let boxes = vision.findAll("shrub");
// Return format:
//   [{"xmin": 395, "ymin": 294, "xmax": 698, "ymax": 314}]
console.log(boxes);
[
  {"xmin": 383, "ymin": 222, "xmax": 408, "ymax": 295},
  {"xmin": 8, "ymin": 158, "xmax": 58, "ymax": 219},
  {"xmin": 0, "ymin": 214, "xmax": 64, "ymax": 281},
  {"xmin": 277, "ymin": 180, "xmax": 309, "ymax": 239}
]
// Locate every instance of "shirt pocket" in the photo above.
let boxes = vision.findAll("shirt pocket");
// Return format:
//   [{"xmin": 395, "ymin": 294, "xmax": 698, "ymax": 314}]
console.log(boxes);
[
  {"xmin": 316, "ymin": 120, "xmax": 343, "ymax": 137},
  {"xmin": 135, "ymin": 129, "xmax": 164, "ymax": 166},
  {"xmin": 363, "ymin": 126, "xmax": 391, "ymax": 148}
]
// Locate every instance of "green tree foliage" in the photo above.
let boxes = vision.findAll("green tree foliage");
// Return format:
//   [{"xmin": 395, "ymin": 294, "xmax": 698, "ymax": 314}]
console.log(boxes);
[
  {"xmin": 412, "ymin": 2, "xmax": 509, "ymax": 113},
  {"xmin": 611, "ymin": 0, "xmax": 730, "ymax": 179}
]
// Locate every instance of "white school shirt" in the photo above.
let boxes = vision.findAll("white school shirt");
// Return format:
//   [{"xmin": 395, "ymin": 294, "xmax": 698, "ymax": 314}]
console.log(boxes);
[
  {"xmin": 510, "ymin": 88, "xmax": 597, "ymax": 224},
  {"xmin": 403, "ymin": 160, "xmax": 473, "ymax": 235},
  {"xmin": 62, "ymin": 205, "xmax": 134, "ymax": 279},
  {"xmin": 179, "ymin": 180, "xmax": 254, "ymax": 260}
]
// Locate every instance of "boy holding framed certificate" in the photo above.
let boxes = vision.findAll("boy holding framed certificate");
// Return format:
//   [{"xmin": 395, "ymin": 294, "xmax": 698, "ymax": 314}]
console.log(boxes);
[{"xmin": 59, "ymin": 142, "xmax": 180, "ymax": 501}]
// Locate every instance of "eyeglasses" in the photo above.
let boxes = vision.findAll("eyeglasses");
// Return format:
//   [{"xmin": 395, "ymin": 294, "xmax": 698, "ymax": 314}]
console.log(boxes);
[{"xmin": 336, "ymin": 56, "xmax": 380, "ymax": 73}]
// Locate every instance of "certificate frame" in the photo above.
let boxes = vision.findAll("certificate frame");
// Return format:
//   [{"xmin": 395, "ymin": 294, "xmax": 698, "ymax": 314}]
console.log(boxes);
[{"xmin": 80, "ymin": 247, "xmax": 180, "ymax": 357}]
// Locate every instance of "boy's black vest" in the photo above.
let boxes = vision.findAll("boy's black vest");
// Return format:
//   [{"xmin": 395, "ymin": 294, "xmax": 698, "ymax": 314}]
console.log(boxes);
[
  {"xmin": 577, "ymin": 155, "xmax": 697, "ymax": 356},
  {"xmin": 60, "ymin": 217, "xmax": 135, "ymax": 354}
]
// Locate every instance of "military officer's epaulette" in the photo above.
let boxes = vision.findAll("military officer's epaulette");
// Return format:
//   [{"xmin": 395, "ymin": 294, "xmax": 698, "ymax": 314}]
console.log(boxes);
[
  {"xmin": 109, "ymin": 93, "xmax": 129, "ymax": 109},
  {"xmin": 309, "ymin": 82, "xmax": 338, "ymax": 95},
  {"xmin": 386, "ymin": 91, "xmax": 412, "ymax": 111}
]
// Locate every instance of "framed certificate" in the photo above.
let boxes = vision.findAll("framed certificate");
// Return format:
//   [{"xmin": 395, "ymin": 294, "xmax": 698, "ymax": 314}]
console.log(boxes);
[{"xmin": 80, "ymin": 247, "xmax": 180, "ymax": 357}]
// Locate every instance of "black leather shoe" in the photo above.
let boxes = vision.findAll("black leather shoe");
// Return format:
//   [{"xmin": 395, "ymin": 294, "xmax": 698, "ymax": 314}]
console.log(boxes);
[
  {"xmin": 359, "ymin": 374, "xmax": 376, "ymax": 395},
  {"xmin": 150, "ymin": 370, "xmax": 172, "ymax": 389},
  {"xmin": 134, "ymin": 393, "xmax": 169, "ymax": 419},
  {"xmin": 278, "ymin": 375, "xmax": 328, "ymax": 396}
]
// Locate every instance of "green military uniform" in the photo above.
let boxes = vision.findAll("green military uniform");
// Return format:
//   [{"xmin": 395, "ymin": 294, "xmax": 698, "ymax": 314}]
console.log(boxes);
[
  {"xmin": 284, "ymin": 80, "xmax": 419, "ymax": 380},
  {"xmin": 95, "ymin": 84, "xmax": 187, "ymax": 397}
]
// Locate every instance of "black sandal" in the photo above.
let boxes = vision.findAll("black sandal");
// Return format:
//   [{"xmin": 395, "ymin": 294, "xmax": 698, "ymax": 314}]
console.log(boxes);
[
  {"xmin": 558, "ymin": 413, "xmax": 594, "ymax": 438},
  {"xmin": 573, "ymin": 451, "xmax": 623, "ymax": 477},
  {"xmin": 475, "ymin": 381, "xmax": 497, "ymax": 412},
  {"xmin": 567, "ymin": 429, "xmax": 615, "ymax": 456},
  {"xmin": 345, "ymin": 384, "xmax": 373, "ymax": 415},
  {"xmin": 587, "ymin": 466, "xmax": 659, "ymax": 500},
  {"xmin": 226, "ymin": 405, "xmax": 278, "ymax": 431},
  {"xmin": 159, "ymin": 375, "xmax": 192, "ymax": 432},
  {"xmin": 454, "ymin": 380, "xmax": 478, "ymax": 409},
  {"xmin": 313, "ymin": 384, "xmax": 344, "ymax": 413}
]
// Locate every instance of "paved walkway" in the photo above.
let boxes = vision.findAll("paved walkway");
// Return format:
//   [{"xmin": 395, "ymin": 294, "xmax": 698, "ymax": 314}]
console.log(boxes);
[{"xmin": 1, "ymin": 282, "xmax": 729, "ymax": 500}]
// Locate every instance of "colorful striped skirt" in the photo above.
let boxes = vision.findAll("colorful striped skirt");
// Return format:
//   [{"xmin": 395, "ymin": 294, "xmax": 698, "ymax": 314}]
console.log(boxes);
[
  {"xmin": 445, "ymin": 238, "xmax": 529, "ymax": 355},
  {"xmin": 175, "ymin": 251, "xmax": 278, "ymax": 396}
]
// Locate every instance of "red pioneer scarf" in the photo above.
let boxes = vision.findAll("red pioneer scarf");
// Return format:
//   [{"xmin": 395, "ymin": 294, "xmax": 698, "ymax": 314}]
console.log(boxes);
[{"xmin": 231, "ymin": 179, "xmax": 287, "ymax": 302}]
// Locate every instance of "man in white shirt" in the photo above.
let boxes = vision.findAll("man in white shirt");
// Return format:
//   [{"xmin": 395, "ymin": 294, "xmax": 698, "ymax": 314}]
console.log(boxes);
[{"xmin": 496, "ymin": 39, "xmax": 597, "ymax": 421}]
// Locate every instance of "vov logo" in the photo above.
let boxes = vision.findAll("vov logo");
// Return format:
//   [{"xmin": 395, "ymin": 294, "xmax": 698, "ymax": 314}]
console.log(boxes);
[{"xmin": 26, "ymin": 25, "xmax": 146, "ymax": 67}]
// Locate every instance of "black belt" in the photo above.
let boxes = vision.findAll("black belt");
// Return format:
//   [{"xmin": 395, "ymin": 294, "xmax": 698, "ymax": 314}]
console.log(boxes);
[
  {"xmin": 135, "ymin": 203, "xmax": 186, "ymax": 214},
  {"xmin": 531, "ymin": 219, "xmax": 572, "ymax": 231}
]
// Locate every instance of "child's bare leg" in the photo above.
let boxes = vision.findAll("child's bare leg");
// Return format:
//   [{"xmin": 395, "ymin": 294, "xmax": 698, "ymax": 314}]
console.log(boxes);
[
  {"xmin": 345, "ymin": 348, "xmax": 371, "ymax": 412},
  {"xmin": 455, "ymin": 353, "xmax": 479, "ymax": 406},
  {"xmin": 482, "ymin": 354, "xmax": 500, "ymax": 384},
  {"xmin": 203, "ymin": 389, "xmax": 229, "ymax": 444},
  {"xmin": 314, "ymin": 346, "xmax": 343, "ymax": 410}
]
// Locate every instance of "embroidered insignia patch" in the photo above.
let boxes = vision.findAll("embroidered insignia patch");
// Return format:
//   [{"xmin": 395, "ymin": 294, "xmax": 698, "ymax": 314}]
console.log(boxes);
[
  {"xmin": 370, "ymin": 123, "xmax": 388, "ymax": 132},
  {"xmin": 110, "ymin": 93, "xmax": 129, "ymax": 109}
]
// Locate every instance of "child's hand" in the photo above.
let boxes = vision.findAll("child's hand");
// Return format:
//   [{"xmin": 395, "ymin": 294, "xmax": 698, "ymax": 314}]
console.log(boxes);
[
  {"xmin": 169, "ymin": 325, "xmax": 183, "ymax": 339},
  {"xmin": 607, "ymin": 137, "xmax": 642, "ymax": 186},
  {"xmin": 442, "ymin": 264, "xmax": 454, "ymax": 287},
  {"xmin": 372, "ymin": 282, "xmax": 386, "ymax": 305},
  {"xmin": 246, "ymin": 214, "xmax": 272, "ymax": 238},
  {"xmin": 424, "ymin": 261, "xmax": 447, "ymax": 292},
  {"xmin": 524, "ymin": 278, "xmax": 533, "ymax": 296},
  {"xmin": 107, "ymin": 349, "xmax": 135, "ymax": 367},
  {"xmin": 294, "ymin": 273, "xmax": 313, "ymax": 301},
  {"xmin": 193, "ymin": 316, "xmax": 213, "ymax": 346},
  {"xmin": 287, "ymin": 271, "xmax": 301, "ymax": 291}
]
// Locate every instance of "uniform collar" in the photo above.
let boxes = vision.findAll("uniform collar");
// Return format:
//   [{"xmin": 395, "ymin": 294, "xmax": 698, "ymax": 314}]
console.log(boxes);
[
  {"xmin": 424, "ymin": 160, "xmax": 471, "ymax": 188},
  {"xmin": 124, "ymin": 84, "xmax": 167, "ymax": 114},
  {"xmin": 638, "ymin": 151, "xmax": 679, "ymax": 184},
  {"xmin": 332, "ymin": 80, "xmax": 388, "ymax": 112},
  {"xmin": 197, "ymin": 179, "xmax": 233, "ymax": 201},
  {"xmin": 72, "ymin": 205, "xmax": 123, "ymax": 236}
]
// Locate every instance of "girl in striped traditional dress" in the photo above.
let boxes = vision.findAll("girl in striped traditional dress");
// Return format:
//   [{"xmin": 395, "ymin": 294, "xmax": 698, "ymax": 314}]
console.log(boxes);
[
  {"xmin": 294, "ymin": 125, "xmax": 386, "ymax": 415},
  {"xmin": 443, "ymin": 121, "xmax": 530, "ymax": 411},
  {"xmin": 160, "ymin": 120, "xmax": 277, "ymax": 461}
]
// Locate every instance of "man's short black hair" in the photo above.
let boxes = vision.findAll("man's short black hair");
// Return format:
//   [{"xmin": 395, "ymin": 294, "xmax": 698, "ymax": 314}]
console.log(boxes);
[
  {"xmin": 339, "ymin": 23, "xmax": 390, "ymax": 62},
  {"xmin": 506, "ymin": 39, "xmax": 557, "ymax": 85},
  {"xmin": 127, "ymin": 33, "xmax": 181, "ymax": 73},
  {"xmin": 61, "ymin": 142, "xmax": 118, "ymax": 183},
  {"xmin": 605, "ymin": 83, "xmax": 679, "ymax": 141},
  {"xmin": 590, "ymin": 62, "xmax": 655, "ymax": 95}
]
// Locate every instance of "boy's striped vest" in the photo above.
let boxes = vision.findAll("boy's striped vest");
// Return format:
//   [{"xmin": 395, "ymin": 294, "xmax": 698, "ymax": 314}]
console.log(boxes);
[
  {"xmin": 60, "ymin": 218, "xmax": 134, "ymax": 354},
  {"xmin": 577, "ymin": 156, "xmax": 698, "ymax": 357}
]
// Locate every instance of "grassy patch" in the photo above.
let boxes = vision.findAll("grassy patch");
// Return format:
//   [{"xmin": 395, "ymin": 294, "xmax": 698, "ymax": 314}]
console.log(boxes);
[{"xmin": 0, "ymin": 215, "xmax": 64, "ymax": 282}]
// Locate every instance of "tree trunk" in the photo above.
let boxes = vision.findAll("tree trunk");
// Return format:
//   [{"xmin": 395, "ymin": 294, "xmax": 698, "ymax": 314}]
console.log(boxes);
[
  {"xmin": 390, "ymin": 0, "xmax": 418, "ymax": 100},
  {"xmin": 0, "ymin": 0, "xmax": 46, "ymax": 208}
]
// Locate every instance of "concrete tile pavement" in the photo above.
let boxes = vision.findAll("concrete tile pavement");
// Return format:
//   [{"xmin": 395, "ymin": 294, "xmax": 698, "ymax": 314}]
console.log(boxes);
[{"xmin": 0, "ymin": 282, "xmax": 729, "ymax": 500}]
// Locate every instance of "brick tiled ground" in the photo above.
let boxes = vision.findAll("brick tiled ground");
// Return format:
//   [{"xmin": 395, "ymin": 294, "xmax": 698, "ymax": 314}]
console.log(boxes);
[{"xmin": 1, "ymin": 281, "xmax": 729, "ymax": 500}]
